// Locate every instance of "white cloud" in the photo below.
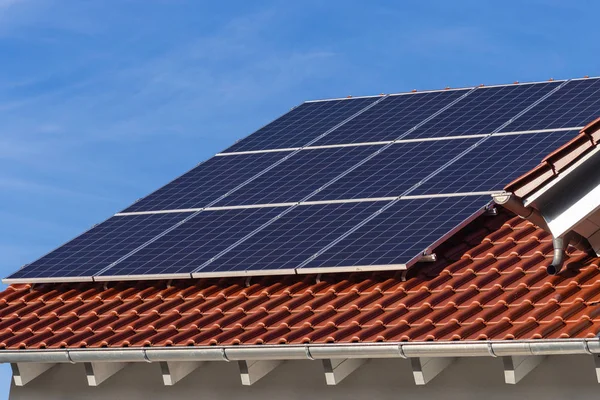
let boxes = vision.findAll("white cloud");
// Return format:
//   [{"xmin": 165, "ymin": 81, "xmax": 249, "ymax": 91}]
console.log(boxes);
[
  {"xmin": 0, "ymin": 3, "xmax": 342, "ymax": 227},
  {"xmin": 0, "ymin": 7, "xmax": 339, "ymax": 144}
]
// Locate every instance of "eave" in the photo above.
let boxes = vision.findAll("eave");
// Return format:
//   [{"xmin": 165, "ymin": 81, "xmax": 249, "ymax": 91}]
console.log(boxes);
[{"xmin": 7, "ymin": 339, "xmax": 600, "ymax": 387}]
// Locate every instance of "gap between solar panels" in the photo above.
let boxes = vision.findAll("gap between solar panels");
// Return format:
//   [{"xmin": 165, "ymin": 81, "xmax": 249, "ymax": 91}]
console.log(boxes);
[
  {"xmin": 115, "ymin": 191, "xmax": 504, "ymax": 216},
  {"xmin": 213, "ymin": 126, "xmax": 583, "ymax": 157}
]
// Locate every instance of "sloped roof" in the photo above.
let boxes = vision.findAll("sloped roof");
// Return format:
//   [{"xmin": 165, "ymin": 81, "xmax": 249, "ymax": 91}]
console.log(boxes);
[
  {"xmin": 1, "ymin": 207, "xmax": 599, "ymax": 350},
  {"xmin": 505, "ymin": 117, "xmax": 600, "ymax": 199}
]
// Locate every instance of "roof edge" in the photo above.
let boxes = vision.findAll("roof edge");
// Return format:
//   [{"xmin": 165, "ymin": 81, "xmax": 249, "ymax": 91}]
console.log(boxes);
[
  {"xmin": 505, "ymin": 119, "xmax": 600, "ymax": 199},
  {"xmin": 2, "ymin": 339, "xmax": 599, "ymax": 364}
]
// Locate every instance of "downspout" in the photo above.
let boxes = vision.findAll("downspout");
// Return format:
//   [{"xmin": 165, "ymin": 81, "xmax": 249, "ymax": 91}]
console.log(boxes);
[
  {"xmin": 492, "ymin": 192, "xmax": 594, "ymax": 275},
  {"xmin": 547, "ymin": 236, "xmax": 568, "ymax": 276},
  {"xmin": 546, "ymin": 232, "xmax": 594, "ymax": 275}
]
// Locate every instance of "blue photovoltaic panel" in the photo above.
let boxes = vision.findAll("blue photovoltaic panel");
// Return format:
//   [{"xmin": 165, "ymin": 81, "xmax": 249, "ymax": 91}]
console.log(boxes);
[
  {"xmin": 6, "ymin": 213, "xmax": 186, "ymax": 280},
  {"xmin": 411, "ymin": 130, "xmax": 578, "ymax": 196},
  {"xmin": 300, "ymin": 196, "xmax": 489, "ymax": 270},
  {"xmin": 215, "ymin": 145, "xmax": 379, "ymax": 207},
  {"xmin": 406, "ymin": 82, "xmax": 560, "ymax": 139},
  {"xmin": 98, "ymin": 207, "xmax": 283, "ymax": 277},
  {"xmin": 310, "ymin": 89, "xmax": 467, "ymax": 146},
  {"xmin": 197, "ymin": 201, "xmax": 387, "ymax": 274},
  {"xmin": 500, "ymin": 78, "xmax": 600, "ymax": 132},
  {"xmin": 122, "ymin": 151, "xmax": 287, "ymax": 213},
  {"xmin": 223, "ymin": 97, "xmax": 378, "ymax": 153},
  {"xmin": 8, "ymin": 77, "xmax": 588, "ymax": 284},
  {"xmin": 311, "ymin": 138, "xmax": 479, "ymax": 201}
]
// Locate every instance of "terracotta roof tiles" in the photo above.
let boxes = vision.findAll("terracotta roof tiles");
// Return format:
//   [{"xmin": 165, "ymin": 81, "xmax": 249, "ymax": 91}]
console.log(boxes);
[
  {"xmin": 505, "ymin": 117, "xmax": 600, "ymax": 197},
  {"xmin": 1, "ymin": 207, "xmax": 599, "ymax": 350}
]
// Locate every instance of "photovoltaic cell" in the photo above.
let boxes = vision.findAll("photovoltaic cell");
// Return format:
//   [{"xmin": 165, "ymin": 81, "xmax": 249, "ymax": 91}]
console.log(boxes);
[
  {"xmin": 411, "ymin": 130, "xmax": 578, "ymax": 196},
  {"xmin": 6, "ymin": 213, "xmax": 186, "ymax": 280},
  {"xmin": 98, "ymin": 207, "xmax": 283, "ymax": 277},
  {"xmin": 222, "ymin": 97, "xmax": 378, "ymax": 153},
  {"xmin": 406, "ymin": 82, "xmax": 560, "ymax": 139},
  {"xmin": 311, "ymin": 138, "xmax": 479, "ymax": 201},
  {"xmin": 197, "ymin": 201, "xmax": 387, "ymax": 274},
  {"xmin": 122, "ymin": 151, "xmax": 287, "ymax": 213},
  {"xmin": 215, "ymin": 145, "xmax": 380, "ymax": 206},
  {"xmin": 499, "ymin": 78, "xmax": 600, "ymax": 132},
  {"xmin": 310, "ymin": 89, "xmax": 467, "ymax": 146},
  {"xmin": 300, "ymin": 196, "xmax": 489, "ymax": 271},
  {"xmin": 6, "ymin": 79, "xmax": 586, "ymax": 284}
]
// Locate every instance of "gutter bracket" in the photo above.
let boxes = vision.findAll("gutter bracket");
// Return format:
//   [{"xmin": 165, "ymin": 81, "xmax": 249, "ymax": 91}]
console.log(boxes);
[
  {"xmin": 66, "ymin": 350, "xmax": 75, "ymax": 364},
  {"xmin": 221, "ymin": 348, "xmax": 230, "ymax": 362},
  {"xmin": 487, "ymin": 342, "xmax": 498, "ymax": 357},
  {"xmin": 397, "ymin": 344, "xmax": 407, "ymax": 359},
  {"xmin": 305, "ymin": 346, "xmax": 315, "ymax": 361},
  {"xmin": 142, "ymin": 349, "xmax": 151, "ymax": 363}
]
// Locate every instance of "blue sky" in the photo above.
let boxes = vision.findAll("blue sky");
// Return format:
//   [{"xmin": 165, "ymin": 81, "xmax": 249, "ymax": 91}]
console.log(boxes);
[{"xmin": 0, "ymin": 0, "xmax": 598, "ymax": 396}]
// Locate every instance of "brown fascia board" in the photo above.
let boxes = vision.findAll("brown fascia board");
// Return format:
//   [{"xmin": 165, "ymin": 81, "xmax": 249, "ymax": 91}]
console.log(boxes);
[
  {"xmin": 504, "ymin": 117, "xmax": 600, "ymax": 199},
  {"xmin": 541, "ymin": 133, "xmax": 594, "ymax": 172},
  {"xmin": 582, "ymin": 116, "xmax": 600, "ymax": 145},
  {"xmin": 504, "ymin": 163, "xmax": 556, "ymax": 199}
]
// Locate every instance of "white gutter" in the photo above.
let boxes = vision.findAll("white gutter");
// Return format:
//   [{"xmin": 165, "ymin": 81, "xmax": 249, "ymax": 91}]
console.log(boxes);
[{"xmin": 1, "ymin": 339, "xmax": 598, "ymax": 364}]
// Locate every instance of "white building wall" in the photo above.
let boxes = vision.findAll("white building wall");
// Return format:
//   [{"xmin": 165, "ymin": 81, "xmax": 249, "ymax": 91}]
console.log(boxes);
[{"xmin": 8, "ymin": 355, "xmax": 598, "ymax": 400}]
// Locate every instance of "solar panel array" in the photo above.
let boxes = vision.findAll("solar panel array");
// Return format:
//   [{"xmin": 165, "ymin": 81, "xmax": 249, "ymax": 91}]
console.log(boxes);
[{"xmin": 6, "ymin": 77, "xmax": 600, "ymax": 284}]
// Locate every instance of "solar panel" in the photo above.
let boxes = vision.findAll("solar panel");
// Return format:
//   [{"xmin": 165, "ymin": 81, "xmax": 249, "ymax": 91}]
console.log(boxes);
[
  {"xmin": 195, "ymin": 201, "xmax": 387, "ymax": 275},
  {"xmin": 299, "ymin": 196, "xmax": 489, "ymax": 271},
  {"xmin": 499, "ymin": 78, "xmax": 600, "ymax": 132},
  {"xmin": 310, "ymin": 138, "xmax": 479, "ymax": 201},
  {"xmin": 5, "ymin": 78, "xmax": 586, "ymax": 284},
  {"xmin": 5, "ymin": 213, "xmax": 186, "ymax": 281},
  {"xmin": 222, "ymin": 96, "xmax": 378, "ymax": 153},
  {"xmin": 406, "ymin": 82, "xmax": 560, "ymax": 139},
  {"xmin": 122, "ymin": 151, "xmax": 287, "ymax": 213},
  {"xmin": 97, "ymin": 207, "xmax": 283, "ymax": 278},
  {"xmin": 309, "ymin": 89, "xmax": 468, "ymax": 146},
  {"xmin": 410, "ymin": 130, "xmax": 578, "ymax": 196},
  {"xmin": 214, "ymin": 145, "xmax": 379, "ymax": 207}
]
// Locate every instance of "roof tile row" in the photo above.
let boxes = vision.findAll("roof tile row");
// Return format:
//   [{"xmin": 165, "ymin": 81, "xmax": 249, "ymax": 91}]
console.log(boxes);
[
  {"xmin": 506, "ymin": 117, "xmax": 600, "ymax": 198},
  {"xmin": 0, "ymin": 208, "xmax": 599, "ymax": 350}
]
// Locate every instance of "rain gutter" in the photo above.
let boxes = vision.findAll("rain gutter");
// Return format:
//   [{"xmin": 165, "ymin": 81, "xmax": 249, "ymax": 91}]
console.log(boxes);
[{"xmin": 0, "ymin": 339, "xmax": 598, "ymax": 364}]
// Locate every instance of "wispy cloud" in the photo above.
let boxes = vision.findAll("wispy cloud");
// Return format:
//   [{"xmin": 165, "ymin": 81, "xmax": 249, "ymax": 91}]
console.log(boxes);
[
  {"xmin": 1, "ymin": 7, "xmax": 338, "ymax": 145},
  {"xmin": 0, "ymin": 3, "xmax": 342, "ymax": 274}
]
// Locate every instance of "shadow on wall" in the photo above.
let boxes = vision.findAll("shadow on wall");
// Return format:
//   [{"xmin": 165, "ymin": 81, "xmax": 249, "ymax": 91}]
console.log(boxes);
[{"xmin": 7, "ymin": 355, "xmax": 599, "ymax": 400}]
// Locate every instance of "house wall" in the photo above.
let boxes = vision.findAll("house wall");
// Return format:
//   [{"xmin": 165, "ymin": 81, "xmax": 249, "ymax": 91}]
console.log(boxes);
[{"xmin": 8, "ymin": 355, "xmax": 598, "ymax": 400}]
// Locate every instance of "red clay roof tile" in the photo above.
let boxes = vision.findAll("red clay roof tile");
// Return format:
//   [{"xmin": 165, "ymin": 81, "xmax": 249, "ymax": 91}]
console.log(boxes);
[
  {"xmin": 1, "ymin": 207, "xmax": 600, "ymax": 349},
  {"xmin": 505, "ymin": 118, "xmax": 600, "ymax": 197}
]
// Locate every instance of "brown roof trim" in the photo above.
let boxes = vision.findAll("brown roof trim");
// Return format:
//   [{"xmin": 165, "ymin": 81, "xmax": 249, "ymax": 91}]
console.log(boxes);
[
  {"xmin": 0, "ymin": 209, "xmax": 599, "ymax": 350},
  {"xmin": 505, "ymin": 118, "xmax": 600, "ymax": 198}
]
